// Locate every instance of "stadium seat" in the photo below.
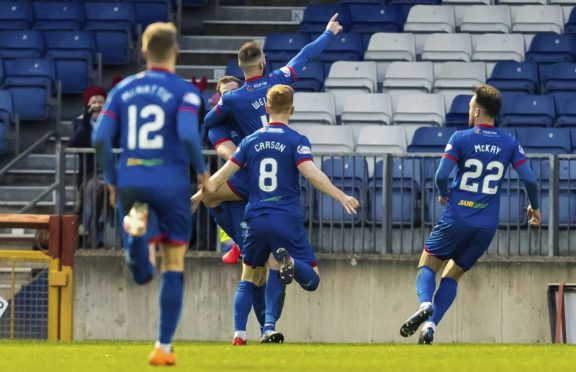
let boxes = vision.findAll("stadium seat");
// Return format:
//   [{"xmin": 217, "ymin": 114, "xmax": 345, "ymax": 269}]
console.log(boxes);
[
  {"xmin": 316, "ymin": 156, "xmax": 367, "ymax": 225},
  {"xmin": 498, "ymin": 0, "xmax": 545, "ymax": 4},
  {"xmin": 443, "ymin": 0, "xmax": 490, "ymax": 4},
  {"xmin": 422, "ymin": 157, "xmax": 457, "ymax": 225},
  {"xmin": 393, "ymin": 94, "xmax": 445, "ymax": 126},
  {"xmin": 525, "ymin": 33, "xmax": 576, "ymax": 64},
  {"xmin": 128, "ymin": 0, "xmax": 172, "ymax": 29},
  {"xmin": 555, "ymin": 95, "xmax": 576, "ymax": 126},
  {"xmin": 382, "ymin": 61, "xmax": 434, "ymax": 93},
  {"xmin": 535, "ymin": 159, "xmax": 576, "ymax": 226},
  {"xmin": 566, "ymin": 8, "xmax": 576, "ymax": 33},
  {"xmin": 499, "ymin": 168, "xmax": 528, "ymax": 226},
  {"xmin": 500, "ymin": 94, "xmax": 556, "ymax": 128},
  {"xmin": 263, "ymin": 33, "xmax": 310, "ymax": 63},
  {"xmin": 83, "ymin": 2, "xmax": 136, "ymax": 65},
  {"xmin": 342, "ymin": 93, "xmax": 393, "ymax": 125},
  {"xmin": 2, "ymin": 58, "xmax": 55, "ymax": 121},
  {"xmin": 472, "ymin": 34, "xmax": 525, "ymax": 63},
  {"xmin": 407, "ymin": 127, "xmax": 455, "ymax": 153},
  {"xmin": 433, "ymin": 62, "xmax": 485, "ymax": 91},
  {"xmin": 290, "ymin": 124, "xmax": 354, "ymax": 153},
  {"xmin": 0, "ymin": 1, "xmax": 32, "ymax": 30},
  {"xmin": 317, "ymin": 33, "xmax": 365, "ymax": 72},
  {"xmin": 459, "ymin": 6, "xmax": 511, "ymax": 34},
  {"xmin": 421, "ymin": 34, "xmax": 472, "ymax": 62},
  {"xmin": 349, "ymin": 4, "xmax": 405, "ymax": 34},
  {"xmin": 223, "ymin": 60, "xmax": 243, "ymax": 81},
  {"xmin": 404, "ymin": 5, "xmax": 456, "ymax": 33},
  {"xmin": 445, "ymin": 94, "xmax": 472, "ymax": 128},
  {"xmin": 511, "ymin": 6, "xmax": 564, "ymax": 34},
  {"xmin": 292, "ymin": 92, "xmax": 336, "ymax": 125},
  {"xmin": 364, "ymin": 33, "xmax": 416, "ymax": 83},
  {"xmin": 270, "ymin": 61, "xmax": 324, "ymax": 92},
  {"xmin": 324, "ymin": 61, "xmax": 377, "ymax": 93},
  {"xmin": 355, "ymin": 125, "xmax": 407, "ymax": 154},
  {"xmin": 520, "ymin": 128, "xmax": 571, "ymax": 153},
  {"xmin": 540, "ymin": 63, "xmax": 576, "ymax": 93},
  {"xmin": 367, "ymin": 158, "xmax": 422, "ymax": 225},
  {"xmin": 0, "ymin": 31, "xmax": 44, "ymax": 59},
  {"xmin": 299, "ymin": 4, "xmax": 351, "ymax": 33},
  {"xmin": 487, "ymin": 61, "xmax": 539, "ymax": 94},
  {"xmin": 33, "ymin": 2, "xmax": 84, "ymax": 31},
  {"xmin": 181, "ymin": 0, "xmax": 209, "ymax": 6},
  {"xmin": 388, "ymin": 0, "xmax": 441, "ymax": 5},
  {"xmin": 0, "ymin": 90, "xmax": 14, "ymax": 153},
  {"xmin": 44, "ymin": 31, "xmax": 96, "ymax": 93}
]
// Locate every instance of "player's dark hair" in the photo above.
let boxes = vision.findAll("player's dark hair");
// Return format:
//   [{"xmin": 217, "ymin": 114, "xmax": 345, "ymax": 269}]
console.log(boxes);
[
  {"xmin": 216, "ymin": 76, "xmax": 242, "ymax": 94},
  {"xmin": 267, "ymin": 85, "xmax": 294, "ymax": 114},
  {"xmin": 474, "ymin": 84, "xmax": 502, "ymax": 118},
  {"xmin": 142, "ymin": 22, "xmax": 177, "ymax": 62},
  {"xmin": 238, "ymin": 42, "xmax": 262, "ymax": 68}
]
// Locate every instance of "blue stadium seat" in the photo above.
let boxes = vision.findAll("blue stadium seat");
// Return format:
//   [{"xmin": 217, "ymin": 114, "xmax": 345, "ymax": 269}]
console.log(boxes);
[
  {"xmin": 565, "ymin": 8, "xmax": 576, "ymax": 34},
  {"xmin": 487, "ymin": 61, "xmax": 539, "ymax": 94},
  {"xmin": 535, "ymin": 159, "xmax": 576, "ymax": 226},
  {"xmin": 224, "ymin": 60, "xmax": 244, "ymax": 80},
  {"xmin": 299, "ymin": 4, "xmax": 351, "ymax": 34},
  {"xmin": 367, "ymin": 158, "xmax": 421, "ymax": 225},
  {"xmin": 445, "ymin": 94, "xmax": 472, "ymax": 128},
  {"xmin": 316, "ymin": 33, "xmax": 364, "ymax": 71},
  {"xmin": 0, "ymin": 1, "xmax": 33, "ymax": 30},
  {"xmin": 407, "ymin": 127, "xmax": 455, "ymax": 153},
  {"xmin": 0, "ymin": 121, "xmax": 6, "ymax": 155},
  {"xmin": 0, "ymin": 90, "xmax": 13, "ymax": 154},
  {"xmin": 521, "ymin": 128, "xmax": 571, "ymax": 154},
  {"xmin": 555, "ymin": 94, "xmax": 576, "ymax": 127},
  {"xmin": 33, "ymin": 2, "xmax": 84, "ymax": 31},
  {"xmin": 0, "ymin": 30, "xmax": 44, "ymax": 59},
  {"xmin": 270, "ymin": 61, "xmax": 324, "ymax": 92},
  {"xmin": 315, "ymin": 156, "xmax": 367, "ymax": 224},
  {"xmin": 83, "ymin": 2, "xmax": 136, "ymax": 65},
  {"xmin": 500, "ymin": 94, "xmax": 555, "ymax": 128},
  {"xmin": 388, "ymin": 0, "xmax": 441, "ymax": 5},
  {"xmin": 499, "ymin": 168, "xmax": 528, "ymax": 226},
  {"xmin": 540, "ymin": 63, "xmax": 576, "ymax": 94},
  {"xmin": 127, "ymin": 0, "xmax": 172, "ymax": 29},
  {"xmin": 2, "ymin": 58, "xmax": 55, "ymax": 121},
  {"xmin": 300, "ymin": 177, "xmax": 312, "ymax": 223},
  {"xmin": 349, "ymin": 4, "xmax": 405, "ymax": 34},
  {"xmin": 263, "ymin": 33, "xmax": 310, "ymax": 63},
  {"xmin": 181, "ymin": 0, "xmax": 208, "ymax": 6},
  {"xmin": 525, "ymin": 33, "xmax": 576, "ymax": 64},
  {"xmin": 422, "ymin": 157, "xmax": 456, "ymax": 225}
]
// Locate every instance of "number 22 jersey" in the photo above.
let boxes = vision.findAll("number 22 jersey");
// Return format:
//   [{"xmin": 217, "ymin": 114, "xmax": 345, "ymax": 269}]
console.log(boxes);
[{"xmin": 441, "ymin": 125, "xmax": 528, "ymax": 229}]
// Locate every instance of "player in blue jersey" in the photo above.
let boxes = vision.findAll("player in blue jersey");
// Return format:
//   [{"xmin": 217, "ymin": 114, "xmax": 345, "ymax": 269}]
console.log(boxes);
[
  {"xmin": 206, "ymin": 85, "xmax": 359, "ymax": 343},
  {"xmin": 399, "ymin": 84, "xmax": 541, "ymax": 345},
  {"xmin": 92, "ymin": 23, "xmax": 212, "ymax": 366}
]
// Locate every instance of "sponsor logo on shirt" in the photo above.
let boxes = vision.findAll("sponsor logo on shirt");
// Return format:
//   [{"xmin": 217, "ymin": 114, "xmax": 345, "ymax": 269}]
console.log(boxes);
[
  {"xmin": 126, "ymin": 158, "xmax": 164, "ymax": 167},
  {"xmin": 261, "ymin": 196, "xmax": 283, "ymax": 202},
  {"xmin": 458, "ymin": 200, "xmax": 488, "ymax": 209},
  {"xmin": 266, "ymin": 127, "xmax": 284, "ymax": 133},
  {"xmin": 279, "ymin": 66, "xmax": 291, "ymax": 78},
  {"xmin": 297, "ymin": 145, "xmax": 312, "ymax": 155}
]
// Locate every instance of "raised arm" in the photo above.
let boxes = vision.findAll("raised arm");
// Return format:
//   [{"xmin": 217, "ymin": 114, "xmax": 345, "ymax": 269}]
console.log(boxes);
[{"xmin": 297, "ymin": 160, "xmax": 359, "ymax": 215}]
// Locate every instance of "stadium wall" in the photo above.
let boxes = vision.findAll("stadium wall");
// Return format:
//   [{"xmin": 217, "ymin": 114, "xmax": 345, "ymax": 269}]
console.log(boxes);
[{"xmin": 73, "ymin": 252, "xmax": 576, "ymax": 343}]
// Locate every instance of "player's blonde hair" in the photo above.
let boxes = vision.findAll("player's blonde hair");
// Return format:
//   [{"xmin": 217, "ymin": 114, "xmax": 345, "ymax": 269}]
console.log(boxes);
[
  {"xmin": 238, "ymin": 42, "xmax": 262, "ymax": 70},
  {"xmin": 216, "ymin": 76, "xmax": 242, "ymax": 94},
  {"xmin": 141, "ymin": 22, "xmax": 178, "ymax": 63},
  {"xmin": 266, "ymin": 85, "xmax": 294, "ymax": 114}
]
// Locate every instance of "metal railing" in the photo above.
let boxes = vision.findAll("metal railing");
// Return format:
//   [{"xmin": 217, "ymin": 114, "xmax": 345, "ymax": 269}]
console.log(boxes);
[{"xmin": 56, "ymin": 148, "xmax": 574, "ymax": 256}]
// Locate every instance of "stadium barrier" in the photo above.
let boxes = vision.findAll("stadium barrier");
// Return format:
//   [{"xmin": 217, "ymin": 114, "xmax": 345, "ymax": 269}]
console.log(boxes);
[
  {"xmin": 0, "ymin": 214, "xmax": 77, "ymax": 341},
  {"xmin": 63, "ymin": 148, "xmax": 574, "ymax": 256}
]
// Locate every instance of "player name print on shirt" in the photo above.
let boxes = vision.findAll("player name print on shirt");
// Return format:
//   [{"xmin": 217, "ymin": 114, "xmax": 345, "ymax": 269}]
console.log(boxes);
[{"xmin": 474, "ymin": 144, "xmax": 502, "ymax": 154}]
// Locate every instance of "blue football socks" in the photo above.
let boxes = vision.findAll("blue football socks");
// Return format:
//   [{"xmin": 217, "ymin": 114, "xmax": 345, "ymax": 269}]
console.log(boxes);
[
  {"xmin": 293, "ymin": 259, "xmax": 320, "ymax": 291},
  {"xmin": 234, "ymin": 281, "xmax": 256, "ymax": 332},
  {"xmin": 252, "ymin": 283, "xmax": 266, "ymax": 329},
  {"xmin": 431, "ymin": 277, "xmax": 459, "ymax": 325},
  {"xmin": 124, "ymin": 233, "xmax": 154, "ymax": 285},
  {"xmin": 158, "ymin": 271, "xmax": 184, "ymax": 345},
  {"xmin": 416, "ymin": 266, "xmax": 436, "ymax": 304},
  {"xmin": 264, "ymin": 269, "xmax": 285, "ymax": 332}
]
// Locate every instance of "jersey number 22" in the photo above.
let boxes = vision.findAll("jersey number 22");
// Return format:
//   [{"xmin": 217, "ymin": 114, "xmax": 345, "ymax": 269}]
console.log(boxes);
[{"xmin": 459, "ymin": 159, "xmax": 504, "ymax": 195}]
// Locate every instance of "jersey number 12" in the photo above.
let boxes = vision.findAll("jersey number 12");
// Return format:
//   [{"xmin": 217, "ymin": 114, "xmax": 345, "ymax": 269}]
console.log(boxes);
[{"xmin": 127, "ymin": 104, "xmax": 165, "ymax": 150}]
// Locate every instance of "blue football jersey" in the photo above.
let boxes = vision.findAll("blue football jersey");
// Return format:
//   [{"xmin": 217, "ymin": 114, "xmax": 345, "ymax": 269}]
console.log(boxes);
[
  {"xmin": 100, "ymin": 68, "xmax": 201, "ymax": 188},
  {"xmin": 213, "ymin": 66, "xmax": 297, "ymax": 136},
  {"xmin": 441, "ymin": 125, "xmax": 528, "ymax": 229},
  {"xmin": 207, "ymin": 120, "xmax": 243, "ymax": 149},
  {"xmin": 230, "ymin": 122, "xmax": 312, "ymax": 219}
]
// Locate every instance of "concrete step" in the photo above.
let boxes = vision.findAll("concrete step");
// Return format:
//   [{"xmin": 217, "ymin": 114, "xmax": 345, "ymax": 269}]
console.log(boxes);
[
  {"xmin": 175, "ymin": 65, "xmax": 226, "ymax": 82},
  {"xmin": 9, "ymin": 154, "xmax": 76, "ymax": 172},
  {"xmin": 0, "ymin": 186, "xmax": 76, "ymax": 207},
  {"xmin": 177, "ymin": 50, "xmax": 238, "ymax": 68},
  {"xmin": 202, "ymin": 21, "xmax": 299, "ymax": 37},
  {"xmin": 179, "ymin": 35, "xmax": 264, "ymax": 52},
  {"xmin": 211, "ymin": 6, "xmax": 304, "ymax": 23}
]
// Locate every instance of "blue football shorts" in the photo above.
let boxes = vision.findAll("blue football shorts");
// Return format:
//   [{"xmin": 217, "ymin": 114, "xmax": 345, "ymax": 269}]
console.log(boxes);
[{"xmin": 424, "ymin": 221, "xmax": 496, "ymax": 270}]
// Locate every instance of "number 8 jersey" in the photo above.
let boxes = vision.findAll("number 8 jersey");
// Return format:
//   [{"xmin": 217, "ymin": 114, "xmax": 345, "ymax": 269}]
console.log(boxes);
[
  {"xmin": 230, "ymin": 123, "xmax": 312, "ymax": 220},
  {"xmin": 99, "ymin": 68, "xmax": 202, "ymax": 188},
  {"xmin": 441, "ymin": 124, "xmax": 528, "ymax": 229}
]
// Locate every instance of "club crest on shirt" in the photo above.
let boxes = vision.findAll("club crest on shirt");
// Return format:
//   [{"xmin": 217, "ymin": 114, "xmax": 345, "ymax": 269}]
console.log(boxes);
[
  {"xmin": 444, "ymin": 143, "xmax": 453, "ymax": 152},
  {"xmin": 474, "ymin": 128, "xmax": 481, "ymax": 134},
  {"xmin": 279, "ymin": 66, "xmax": 291, "ymax": 78},
  {"xmin": 183, "ymin": 92, "xmax": 200, "ymax": 106},
  {"xmin": 519, "ymin": 145, "xmax": 525, "ymax": 155},
  {"xmin": 297, "ymin": 145, "xmax": 312, "ymax": 155}
]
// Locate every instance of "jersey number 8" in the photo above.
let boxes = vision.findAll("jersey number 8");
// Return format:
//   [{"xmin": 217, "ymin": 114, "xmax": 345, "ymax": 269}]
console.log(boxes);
[
  {"xmin": 459, "ymin": 159, "xmax": 504, "ymax": 195},
  {"xmin": 259, "ymin": 158, "xmax": 278, "ymax": 192},
  {"xmin": 127, "ymin": 104, "xmax": 165, "ymax": 150}
]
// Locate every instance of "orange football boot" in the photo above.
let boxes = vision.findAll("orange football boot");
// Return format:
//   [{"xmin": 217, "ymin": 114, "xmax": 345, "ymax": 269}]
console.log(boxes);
[{"xmin": 148, "ymin": 347, "xmax": 177, "ymax": 366}]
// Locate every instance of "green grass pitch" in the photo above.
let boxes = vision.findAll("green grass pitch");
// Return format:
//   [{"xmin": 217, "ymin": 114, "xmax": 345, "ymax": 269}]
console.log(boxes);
[{"xmin": 0, "ymin": 342, "xmax": 574, "ymax": 371}]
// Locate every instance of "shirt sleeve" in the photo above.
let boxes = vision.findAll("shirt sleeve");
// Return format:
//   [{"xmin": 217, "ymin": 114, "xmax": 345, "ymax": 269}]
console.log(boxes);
[
  {"xmin": 294, "ymin": 135, "xmax": 313, "ymax": 166},
  {"xmin": 207, "ymin": 126, "xmax": 232, "ymax": 149},
  {"xmin": 268, "ymin": 65, "xmax": 297, "ymax": 85},
  {"xmin": 230, "ymin": 137, "xmax": 248, "ymax": 168},
  {"xmin": 203, "ymin": 94, "xmax": 232, "ymax": 129},
  {"xmin": 511, "ymin": 137, "xmax": 529, "ymax": 168},
  {"xmin": 442, "ymin": 132, "xmax": 460, "ymax": 163}
]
